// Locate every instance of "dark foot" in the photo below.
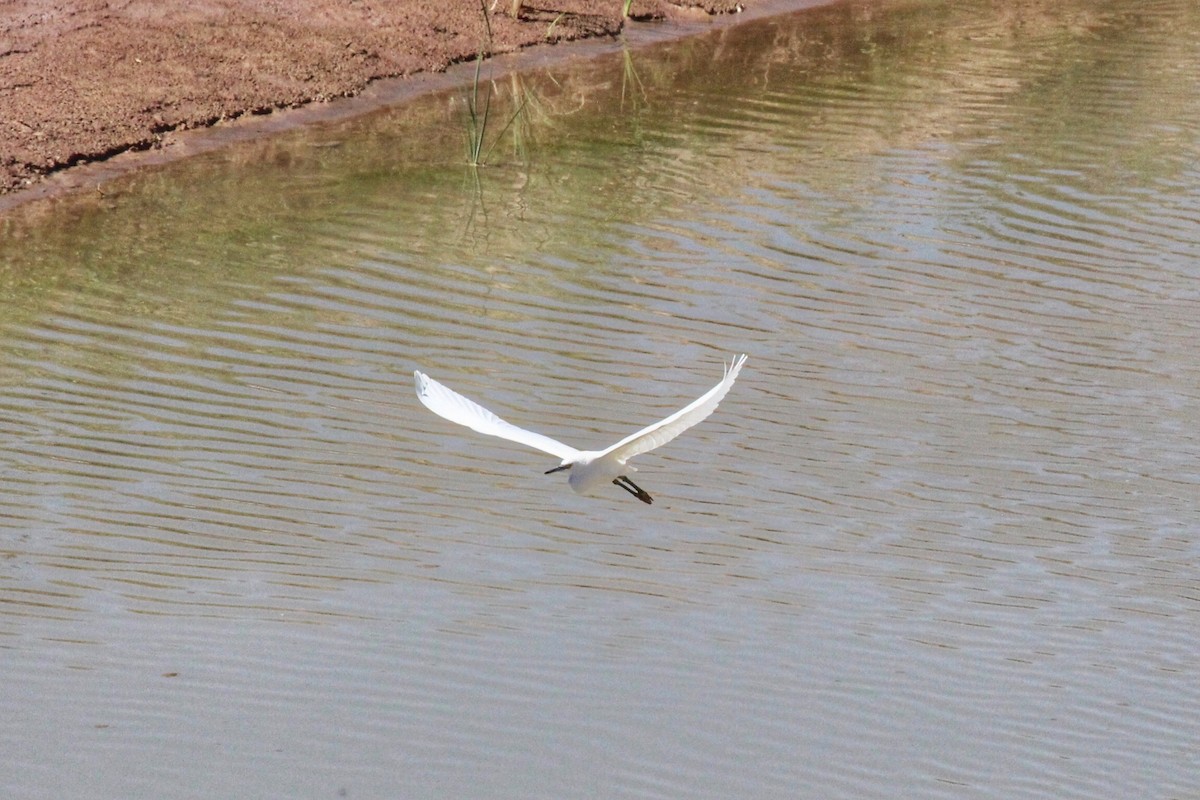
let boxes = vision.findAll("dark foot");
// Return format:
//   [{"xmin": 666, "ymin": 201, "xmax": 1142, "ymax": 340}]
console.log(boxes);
[{"xmin": 613, "ymin": 476, "xmax": 653, "ymax": 504}]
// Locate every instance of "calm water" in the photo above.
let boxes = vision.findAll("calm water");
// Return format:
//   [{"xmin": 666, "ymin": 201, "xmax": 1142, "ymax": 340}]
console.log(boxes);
[{"xmin": 3, "ymin": 0, "xmax": 1199, "ymax": 797}]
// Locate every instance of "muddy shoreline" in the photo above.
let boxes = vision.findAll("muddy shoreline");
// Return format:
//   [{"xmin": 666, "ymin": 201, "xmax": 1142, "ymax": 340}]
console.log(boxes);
[{"xmin": 1, "ymin": 0, "xmax": 835, "ymax": 215}]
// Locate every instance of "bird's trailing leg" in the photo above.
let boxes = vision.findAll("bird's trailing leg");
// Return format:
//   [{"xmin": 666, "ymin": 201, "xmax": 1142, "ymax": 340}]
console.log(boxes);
[{"xmin": 613, "ymin": 476, "xmax": 653, "ymax": 505}]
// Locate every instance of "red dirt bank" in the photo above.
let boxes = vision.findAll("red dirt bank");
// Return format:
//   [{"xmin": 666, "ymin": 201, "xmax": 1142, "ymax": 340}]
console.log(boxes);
[{"xmin": 1, "ymin": 0, "xmax": 743, "ymax": 203}]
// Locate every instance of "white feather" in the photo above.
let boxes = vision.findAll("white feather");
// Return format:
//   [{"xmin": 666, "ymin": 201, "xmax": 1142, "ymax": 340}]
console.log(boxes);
[{"xmin": 414, "ymin": 354, "xmax": 747, "ymax": 504}]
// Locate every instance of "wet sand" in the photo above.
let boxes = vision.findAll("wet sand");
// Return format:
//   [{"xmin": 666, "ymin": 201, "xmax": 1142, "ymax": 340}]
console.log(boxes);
[{"xmin": 0, "ymin": 0, "xmax": 807, "ymax": 213}]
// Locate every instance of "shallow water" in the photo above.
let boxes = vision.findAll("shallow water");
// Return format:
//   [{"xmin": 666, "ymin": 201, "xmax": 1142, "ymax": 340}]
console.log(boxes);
[{"xmin": 3, "ymin": 0, "xmax": 1199, "ymax": 797}]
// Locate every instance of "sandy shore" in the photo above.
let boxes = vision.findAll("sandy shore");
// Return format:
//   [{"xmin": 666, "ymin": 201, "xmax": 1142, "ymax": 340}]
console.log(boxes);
[{"xmin": 1, "ymin": 0, "xmax": 814, "ymax": 213}]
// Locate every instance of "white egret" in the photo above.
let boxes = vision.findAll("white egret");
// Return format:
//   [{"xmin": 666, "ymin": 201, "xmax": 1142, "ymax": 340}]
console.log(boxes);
[{"xmin": 413, "ymin": 354, "xmax": 748, "ymax": 504}]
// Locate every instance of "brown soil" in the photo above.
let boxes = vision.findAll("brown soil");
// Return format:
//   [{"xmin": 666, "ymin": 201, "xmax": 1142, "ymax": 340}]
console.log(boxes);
[{"xmin": 0, "ymin": 0, "xmax": 764, "ymax": 208}]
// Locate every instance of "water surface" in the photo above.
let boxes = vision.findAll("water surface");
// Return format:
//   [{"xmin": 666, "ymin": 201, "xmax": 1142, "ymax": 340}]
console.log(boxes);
[{"xmin": 2, "ymin": 0, "xmax": 1199, "ymax": 797}]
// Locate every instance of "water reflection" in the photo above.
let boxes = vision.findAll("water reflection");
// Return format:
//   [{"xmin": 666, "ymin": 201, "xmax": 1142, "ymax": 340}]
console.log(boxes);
[{"xmin": 3, "ymin": 0, "xmax": 1200, "ymax": 797}]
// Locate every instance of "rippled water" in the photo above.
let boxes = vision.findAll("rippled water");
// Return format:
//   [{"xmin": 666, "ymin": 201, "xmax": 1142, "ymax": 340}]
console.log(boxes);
[{"xmin": 3, "ymin": 0, "xmax": 1199, "ymax": 797}]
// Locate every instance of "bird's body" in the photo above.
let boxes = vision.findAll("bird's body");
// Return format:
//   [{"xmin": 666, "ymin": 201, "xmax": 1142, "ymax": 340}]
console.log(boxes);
[
  {"xmin": 413, "ymin": 355, "xmax": 747, "ymax": 504},
  {"xmin": 549, "ymin": 450, "xmax": 649, "ymax": 501}
]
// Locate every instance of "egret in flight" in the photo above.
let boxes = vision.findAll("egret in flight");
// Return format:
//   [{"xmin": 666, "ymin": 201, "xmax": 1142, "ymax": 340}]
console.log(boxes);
[{"xmin": 413, "ymin": 354, "xmax": 748, "ymax": 504}]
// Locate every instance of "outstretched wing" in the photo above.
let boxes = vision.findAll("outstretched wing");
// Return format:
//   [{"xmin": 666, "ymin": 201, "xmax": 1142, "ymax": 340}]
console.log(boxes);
[
  {"xmin": 601, "ymin": 354, "xmax": 747, "ymax": 464},
  {"xmin": 414, "ymin": 370, "xmax": 580, "ymax": 461}
]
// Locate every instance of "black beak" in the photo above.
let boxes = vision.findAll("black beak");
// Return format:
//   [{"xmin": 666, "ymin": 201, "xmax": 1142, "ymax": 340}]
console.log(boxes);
[
  {"xmin": 613, "ymin": 476, "xmax": 653, "ymax": 505},
  {"xmin": 545, "ymin": 464, "xmax": 571, "ymax": 475}
]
